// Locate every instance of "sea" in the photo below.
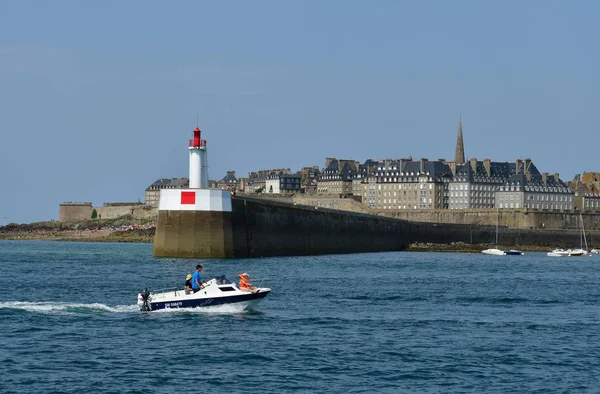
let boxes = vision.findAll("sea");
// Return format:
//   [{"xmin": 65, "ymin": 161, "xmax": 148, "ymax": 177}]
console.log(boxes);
[{"xmin": 1, "ymin": 241, "xmax": 600, "ymax": 393}]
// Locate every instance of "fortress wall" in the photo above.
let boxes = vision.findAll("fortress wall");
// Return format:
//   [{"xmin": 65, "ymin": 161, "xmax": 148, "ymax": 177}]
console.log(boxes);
[
  {"xmin": 59, "ymin": 203, "xmax": 93, "ymax": 222},
  {"xmin": 375, "ymin": 208, "xmax": 600, "ymax": 230},
  {"xmin": 246, "ymin": 195, "xmax": 600, "ymax": 230},
  {"xmin": 96, "ymin": 205, "xmax": 157, "ymax": 220}
]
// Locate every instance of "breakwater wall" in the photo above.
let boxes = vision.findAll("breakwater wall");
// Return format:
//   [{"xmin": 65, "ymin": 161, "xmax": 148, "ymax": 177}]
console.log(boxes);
[
  {"xmin": 240, "ymin": 194, "xmax": 600, "ymax": 230},
  {"xmin": 154, "ymin": 195, "xmax": 600, "ymax": 258}
]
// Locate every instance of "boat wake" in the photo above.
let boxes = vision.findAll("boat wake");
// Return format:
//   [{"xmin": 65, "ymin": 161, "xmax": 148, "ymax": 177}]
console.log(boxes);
[
  {"xmin": 0, "ymin": 301, "xmax": 261, "ymax": 315},
  {"xmin": 0, "ymin": 301, "xmax": 138, "ymax": 314}
]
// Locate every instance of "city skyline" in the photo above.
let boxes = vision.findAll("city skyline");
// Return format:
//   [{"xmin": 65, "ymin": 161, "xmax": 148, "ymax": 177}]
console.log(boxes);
[{"xmin": 1, "ymin": 1, "xmax": 598, "ymax": 223}]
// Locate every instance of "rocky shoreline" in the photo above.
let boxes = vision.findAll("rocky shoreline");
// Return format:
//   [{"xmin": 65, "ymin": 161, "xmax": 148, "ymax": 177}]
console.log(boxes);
[
  {"xmin": 406, "ymin": 242, "xmax": 553, "ymax": 253},
  {"xmin": 0, "ymin": 218, "xmax": 156, "ymax": 243}
]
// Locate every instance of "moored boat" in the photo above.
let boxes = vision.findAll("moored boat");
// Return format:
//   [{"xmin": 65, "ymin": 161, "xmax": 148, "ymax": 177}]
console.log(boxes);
[
  {"xmin": 137, "ymin": 276, "xmax": 271, "ymax": 312},
  {"xmin": 547, "ymin": 248, "xmax": 586, "ymax": 257},
  {"xmin": 482, "ymin": 248, "xmax": 524, "ymax": 256},
  {"xmin": 481, "ymin": 211, "xmax": 523, "ymax": 256}
]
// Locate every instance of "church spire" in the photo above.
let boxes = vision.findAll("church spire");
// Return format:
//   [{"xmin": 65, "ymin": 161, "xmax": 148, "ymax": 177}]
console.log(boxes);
[{"xmin": 454, "ymin": 116, "xmax": 465, "ymax": 164}]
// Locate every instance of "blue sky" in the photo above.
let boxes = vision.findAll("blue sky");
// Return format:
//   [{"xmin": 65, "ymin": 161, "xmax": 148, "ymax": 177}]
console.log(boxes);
[{"xmin": 1, "ymin": 1, "xmax": 598, "ymax": 224}]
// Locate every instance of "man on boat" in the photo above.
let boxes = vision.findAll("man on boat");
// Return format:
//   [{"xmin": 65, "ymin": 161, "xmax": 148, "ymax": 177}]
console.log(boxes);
[
  {"xmin": 192, "ymin": 265, "xmax": 203, "ymax": 293},
  {"xmin": 239, "ymin": 273, "xmax": 258, "ymax": 293},
  {"xmin": 185, "ymin": 274, "xmax": 193, "ymax": 294}
]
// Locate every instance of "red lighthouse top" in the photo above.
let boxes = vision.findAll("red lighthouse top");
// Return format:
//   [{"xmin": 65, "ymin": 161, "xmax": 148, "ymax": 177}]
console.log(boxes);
[
  {"xmin": 192, "ymin": 127, "xmax": 201, "ymax": 147},
  {"xmin": 189, "ymin": 127, "xmax": 207, "ymax": 149}
]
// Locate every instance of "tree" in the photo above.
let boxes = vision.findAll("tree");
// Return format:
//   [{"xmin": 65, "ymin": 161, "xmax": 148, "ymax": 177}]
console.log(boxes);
[{"xmin": 91, "ymin": 209, "xmax": 98, "ymax": 219}]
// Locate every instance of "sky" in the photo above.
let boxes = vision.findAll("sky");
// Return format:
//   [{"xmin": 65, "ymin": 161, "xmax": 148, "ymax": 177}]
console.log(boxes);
[{"xmin": 0, "ymin": 0, "xmax": 598, "ymax": 224}]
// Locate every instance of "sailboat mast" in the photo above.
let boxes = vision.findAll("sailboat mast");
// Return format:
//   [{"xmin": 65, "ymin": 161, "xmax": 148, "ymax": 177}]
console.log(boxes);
[
  {"xmin": 496, "ymin": 210, "xmax": 499, "ymax": 245},
  {"xmin": 581, "ymin": 214, "xmax": 588, "ymax": 251}
]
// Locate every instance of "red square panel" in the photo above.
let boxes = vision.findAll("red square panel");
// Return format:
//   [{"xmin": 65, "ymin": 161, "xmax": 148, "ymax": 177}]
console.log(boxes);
[{"xmin": 181, "ymin": 191, "xmax": 196, "ymax": 205}]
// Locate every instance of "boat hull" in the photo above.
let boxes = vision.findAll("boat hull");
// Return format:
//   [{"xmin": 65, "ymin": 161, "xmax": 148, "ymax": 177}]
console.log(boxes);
[
  {"xmin": 148, "ymin": 291, "xmax": 269, "ymax": 311},
  {"xmin": 482, "ymin": 248, "xmax": 523, "ymax": 256},
  {"xmin": 504, "ymin": 250, "xmax": 524, "ymax": 255}
]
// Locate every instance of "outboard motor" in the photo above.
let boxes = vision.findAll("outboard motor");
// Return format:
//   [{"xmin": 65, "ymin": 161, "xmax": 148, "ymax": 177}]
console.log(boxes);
[{"xmin": 139, "ymin": 288, "xmax": 152, "ymax": 311}]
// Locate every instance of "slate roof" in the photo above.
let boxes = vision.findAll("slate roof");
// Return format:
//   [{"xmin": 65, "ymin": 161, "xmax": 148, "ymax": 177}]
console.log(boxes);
[
  {"xmin": 219, "ymin": 171, "xmax": 238, "ymax": 183},
  {"xmin": 146, "ymin": 178, "xmax": 189, "ymax": 191}
]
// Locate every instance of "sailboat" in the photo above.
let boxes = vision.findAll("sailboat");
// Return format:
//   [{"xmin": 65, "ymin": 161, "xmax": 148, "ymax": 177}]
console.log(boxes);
[
  {"xmin": 547, "ymin": 214, "xmax": 588, "ymax": 257},
  {"xmin": 482, "ymin": 210, "xmax": 524, "ymax": 256}
]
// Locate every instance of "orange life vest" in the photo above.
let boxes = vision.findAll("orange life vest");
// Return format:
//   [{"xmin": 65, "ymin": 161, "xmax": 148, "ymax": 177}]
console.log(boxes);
[{"xmin": 239, "ymin": 274, "xmax": 250, "ymax": 289}]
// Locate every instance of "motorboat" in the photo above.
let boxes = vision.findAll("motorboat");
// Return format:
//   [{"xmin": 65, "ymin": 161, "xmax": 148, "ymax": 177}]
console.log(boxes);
[
  {"xmin": 591, "ymin": 249, "xmax": 600, "ymax": 254},
  {"xmin": 547, "ymin": 248, "xmax": 586, "ymax": 257},
  {"xmin": 137, "ymin": 276, "xmax": 271, "ymax": 312},
  {"xmin": 482, "ymin": 248, "xmax": 524, "ymax": 256},
  {"xmin": 481, "ymin": 248, "xmax": 505, "ymax": 256},
  {"xmin": 547, "ymin": 248, "xmax": 568, "ymax": 257},
  {"xmin": 567, "ymin": 248, "xmax": 586, "ymax": 256}
]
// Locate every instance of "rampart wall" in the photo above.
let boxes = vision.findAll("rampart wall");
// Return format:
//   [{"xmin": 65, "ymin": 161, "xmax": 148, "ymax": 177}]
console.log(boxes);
[
  {"xmin": 154, "ymin": 195, "xmax": 600, "ymax": 258},
  {"xmin": 59, "ymin": 203, "xmax": 158, "ymax": 222}
]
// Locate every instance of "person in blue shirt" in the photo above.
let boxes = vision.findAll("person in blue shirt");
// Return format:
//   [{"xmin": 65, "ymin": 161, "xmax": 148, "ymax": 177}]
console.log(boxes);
[{"xmin": 192, "ymin": 264, "xmax": 203, "ymax": 293}]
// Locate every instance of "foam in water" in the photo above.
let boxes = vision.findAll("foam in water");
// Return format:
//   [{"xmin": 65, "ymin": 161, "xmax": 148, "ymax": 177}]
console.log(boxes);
[{"xmin": 0, "ymin": 301, "xmax": 138, "ymax": 314}]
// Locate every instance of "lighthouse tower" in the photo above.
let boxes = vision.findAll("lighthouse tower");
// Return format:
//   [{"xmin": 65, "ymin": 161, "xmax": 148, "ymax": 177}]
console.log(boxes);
[
  {"xmin": 154, "ymin": 125, "xmax": 232, "ymax": 258},
  {"xmin": 189, "ymin": 127, "xmax": 208, "ymax": 188}
]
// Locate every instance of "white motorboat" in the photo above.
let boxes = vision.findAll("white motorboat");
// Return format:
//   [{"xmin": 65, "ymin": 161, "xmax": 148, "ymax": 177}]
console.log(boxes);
[
  {"xmin": 547, "ymin": 248, "xmax": 586, "ymax": 257},
  {"xmin": 547, "ymin": 248, "xmax": 568, "ymax": 257},
  {"xmin": 481, "ymin": 248, "xmax": 505, "ymax": 256},
  {"xmin": 482, "ymin": 248, "xmax": 524, "ymax": 256},
  {"xmin": 591, "ymin": 249, "xmax": 600, "ymax": 254},
  {"xmin": 137, "ymin": 276, "xmax": 271, "ymax": 312}
]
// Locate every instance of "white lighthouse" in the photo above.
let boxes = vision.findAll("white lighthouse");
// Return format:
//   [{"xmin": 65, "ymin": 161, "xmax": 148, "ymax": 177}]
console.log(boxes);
[{"xmin": 189, "ymin": 127, "xmax": 209, "ymax": 188}]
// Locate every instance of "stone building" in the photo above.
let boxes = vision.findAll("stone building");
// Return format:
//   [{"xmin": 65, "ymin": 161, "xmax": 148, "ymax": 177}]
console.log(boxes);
[
  {"xmin": 265, "ymin": 172, "xmax": 302, "ymax": 194},
  {"xmin": 248, "ymin": 169, "xmax": 291, "ymax": 193},
  {"xmin": 363, "ymin": 158, "xmax": 453, "ymax": 210},
  {"xmin": 317, "ymin": 158, "xmax": 358, "ymax": 195},
  {"xmin": 145, "ymin": 178, "xmax": 189, "ymax": 207},
  {"xmin": 496, "ymin": 161, "xmax": 572, "ymax": 210},
  {"xmin": 447, "ymin": 158, "xmax": 511, "ymax": 209},
  {"xmin": 217, "ymin": 171, "xmax": 239, "ymax": 190},
  {"xmin": 298, "ymin": 166, "xmax": 321, "ymax": 194},
  {"xmin": 569, "ymin": 173, "xmax": 600, "ymax": 212},
  {"xmin": 352, "ymin": 159, "xmax": 378, "ymax": 198}
]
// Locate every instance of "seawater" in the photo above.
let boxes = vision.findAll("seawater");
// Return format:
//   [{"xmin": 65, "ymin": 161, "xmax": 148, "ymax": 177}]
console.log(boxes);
[{"xmin": 1, "ymin": 241, "xmax": 600, "ymax": 393}]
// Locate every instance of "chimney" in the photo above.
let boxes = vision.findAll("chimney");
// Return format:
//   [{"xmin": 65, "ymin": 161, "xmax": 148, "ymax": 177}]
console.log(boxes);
[
  {"xmin": 524, "ymin": 158, "xmax": 532, "ymax": 181},
  {"xmin": 420, "ymin": 158, "xmax": 428, "ymax": 174},
  {"xmin": 554, "ymin": 173, "xmax": 560, "ymax": 182},
  {"xmin": 400, "ymin": 158, "xmax": 409, "ymax": 173},
  {"xmin": 516, "ymin": 159, "xmax": 523, "ymax": 174},
  {"xmin": 325, "ymin": 157, "xmax": 335, "ymax": 169},
  {"xmin": 542, "ymin": 172, "xmax": 548, "ymax": 185},
  {"xmin": 448, "ymin": 162, "xmax": 457, "ymax": 176},
  {"xmin": 470, "ymin": 157, "xmax": 477, "ymax": 173},
  {"xmin": 483, "ymin": 158, "xmax": 491, "ymax": 176}
]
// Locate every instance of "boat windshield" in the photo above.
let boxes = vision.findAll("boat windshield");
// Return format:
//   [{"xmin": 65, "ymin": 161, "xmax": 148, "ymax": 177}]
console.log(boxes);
[{"xmin": 215, "ymin": 275, "xmax": 232, "ymax": 285}]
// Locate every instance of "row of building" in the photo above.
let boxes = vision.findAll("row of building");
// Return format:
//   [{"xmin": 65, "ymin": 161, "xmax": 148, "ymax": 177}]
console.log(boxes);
[{"xmin": 145, "ymin": 120, "xmax": 600, "ymax": 212}]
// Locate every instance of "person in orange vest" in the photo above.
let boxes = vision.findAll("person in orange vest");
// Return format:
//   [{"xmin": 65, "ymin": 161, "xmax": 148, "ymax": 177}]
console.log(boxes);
[{"xmin": 238, "ymin": 273, "xmax": 257, "ymax": 293}]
